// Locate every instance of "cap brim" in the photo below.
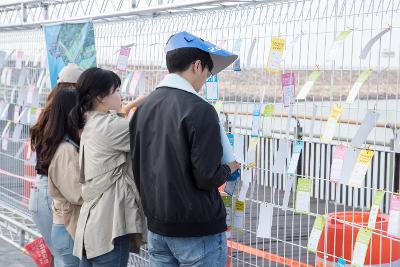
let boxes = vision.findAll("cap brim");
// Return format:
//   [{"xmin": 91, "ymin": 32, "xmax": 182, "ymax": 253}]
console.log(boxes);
[{"xmin": 210, "ymin": 53, "xmax": 238, "ymax": 74}]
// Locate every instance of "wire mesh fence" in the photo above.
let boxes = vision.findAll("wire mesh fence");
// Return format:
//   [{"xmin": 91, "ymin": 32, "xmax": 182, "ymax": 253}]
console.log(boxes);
[{"xmin": 1, "ymin": 0, "xmax": 400, "ymax": 266}]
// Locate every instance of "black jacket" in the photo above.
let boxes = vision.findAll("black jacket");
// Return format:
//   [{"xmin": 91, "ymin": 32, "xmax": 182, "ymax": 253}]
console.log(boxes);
[{"xmin": 129, "ymin": 86, "xmax": 231, "ymax": 237}]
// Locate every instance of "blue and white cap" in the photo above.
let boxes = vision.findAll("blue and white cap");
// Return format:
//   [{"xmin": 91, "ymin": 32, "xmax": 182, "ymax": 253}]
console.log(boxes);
[{"xmin": 165, "ymin": 31, "xmax": 238, "ymax": 74}]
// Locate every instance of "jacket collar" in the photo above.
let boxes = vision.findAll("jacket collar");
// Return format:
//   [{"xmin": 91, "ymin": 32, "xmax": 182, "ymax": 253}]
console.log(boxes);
[{"xmin": 156, "ymin": 73, "xmax": 202, "ymax": 99}]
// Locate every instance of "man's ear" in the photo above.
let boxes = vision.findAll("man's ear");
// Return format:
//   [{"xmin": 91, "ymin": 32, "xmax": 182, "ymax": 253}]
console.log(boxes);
[{"xmin": 193, "ymin": 60, "xmax": 202, "ymax": 73}]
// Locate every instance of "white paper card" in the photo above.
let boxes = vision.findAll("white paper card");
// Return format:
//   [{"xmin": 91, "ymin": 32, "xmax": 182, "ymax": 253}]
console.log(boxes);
[
  {"xmin": 11, "ymin": 124, "xmax": 23, "ymax": 141},
  {"xmin": 234, "ymin": 134, "xmax": 245, "ymax": 164},
  {"xmin": 351, "ymin": 111, "xmax": 379, "ymax": 147},
  {"xmin": 339, "ymin": 148, "xmax": 359, "ymax": 184},
  {"xmin": 360, "ymin": 27, "xmax": 391, "ymax": 59},
  {"xmin": 238, "ymin": 182, "xmax": 249, "ymax": 201},
  {"xmin": 272, "ymin": 139, "xmax": 290, "ymax": 174},
  {"xmin": 256, "ymin": 203, "xmax": 273, "ymax": 239},
  {"xmin": 282, "ymin": 175, "xmax": 295, "ymax": 211}
]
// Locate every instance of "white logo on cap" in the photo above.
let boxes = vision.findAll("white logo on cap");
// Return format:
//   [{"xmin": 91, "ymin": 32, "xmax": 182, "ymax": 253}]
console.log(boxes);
[{"xmin": 208, "ymin": 46, "xmax": 222, "ymax": 53}]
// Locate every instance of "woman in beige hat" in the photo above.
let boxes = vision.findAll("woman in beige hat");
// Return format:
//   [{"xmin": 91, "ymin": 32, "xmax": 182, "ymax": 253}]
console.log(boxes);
[{"xmin": 29, "ymin": 63, "xmax": 83, "ymax": 267}]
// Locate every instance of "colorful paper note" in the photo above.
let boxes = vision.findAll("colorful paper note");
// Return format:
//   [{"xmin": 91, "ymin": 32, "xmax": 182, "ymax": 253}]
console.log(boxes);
[
  {"xmin": 330, "ymin": 144, "xmax": 346, "ymax": 182},
  {"xmin": 346, "ymin": 69, "xmax": 373, "ymax": 103},
  {"xmin": 307, "ymin": 215, "xmax": 325, "ymax": 252},
  {"xmin": 232, "ymin": 39, "xmax": 241, "ymax": 71},
  {"xmin": 367, "ymin": 190, "xmax": 385, "ymax": 229},
  {"xmin": 251, "ymin": 103, "xmax": 262, "ymax": 137},
  {"xmin": 205, "ymin": 75, "xmax": 219, "ymax": 100},
  {"xmin": 388, "ymin": 195, "xmax": 400, "ymax": 237},
  {"xmin": 222, "ymin": 195, "xmax": 233, "ymax": 228},
  {"xmin": 116, "ymin": 46, "xmax": 131, "ymax": 71},
  {"xmin": 266, "ymin": 38, "xmax": 285, "ymax": 72},
  {"xmin": 282, "ymin": 73, "xmax": 295, "ymax": 107},
  {"xmin": 287, "ymin": 140, "xmax": 304, "ymax": 175},
  {"xmin": 348, "ymin": 149, "xmax": 374, "ymax": 188},
  {"xmin": 321, "ymin": 104, "xmax": 344, "ymax": 143},
  {"xmin": 262, "ymin": 103, "xmax": 275, "ymax": 117},
  {"xmin": 246, "ymin": 138, "xmax": 259, "ymax": 168},
  {"xmin": 295, "ymin": 178, "xmax": 312, "ymax": 213},
  {"xmin": 296, "ymin": 70, "xmax": 321, "ymax": 100},
  {"xmin": 328, "ymin": 29, "xmax": 353, "ymax": 61},
  {"xmin": 351, "ymin": 228, "xmax": 372, "ymax": 267},
  {"xmin": 233, "ymin": 200, "xmax": 245, "ymax": 229}
]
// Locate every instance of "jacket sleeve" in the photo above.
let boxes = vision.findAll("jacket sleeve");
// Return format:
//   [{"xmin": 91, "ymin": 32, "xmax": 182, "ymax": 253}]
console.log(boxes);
[
  {"xmin": 48, "ymin": 144, "xmax": 83, "ymax": 205},
  {"xmin": 188, "ymin": 102, "xmax": 231, "ymax": 191},
  {"xmin": 106, "ymin": 113, "xmax": 130, "ymax": 152}
]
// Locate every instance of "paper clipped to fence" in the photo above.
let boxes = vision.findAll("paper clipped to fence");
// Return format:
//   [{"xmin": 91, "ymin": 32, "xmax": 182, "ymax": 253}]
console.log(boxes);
[
  {"xmin": 266, "ymin": 37, "xmax": 285, "ymax": 73},
  {"xmin": 348, "ymin": 149, "xmax": 374, "ymax": 188},
  {"xmin": 296, "ymin": 70, "xmax": 321, "ymax": 100},
  {"xmin": 256, "ymin": 203, "xmax": 273, "ymax": 239},
  {"xmin": 287, "ymin": 140, "xmax": 304, "ymax": 175},
  {"xmin": 281, "ymin": 73, "xmax": 295, "ymax": 107},
  {"xmin": 388, "ymin": 194, "xmax": 400, "ymax": 237},
  {"xmin": 346, "ymin": 69, "xmax": 373, "ymax": 103},
  {"xmin": 307, "ymin": 215, "xmax": 325, "ymax": 253},
  {"xmin": 321, "ymin": 104, "xmax": 344, "ymax": 143},
  {"xmin": 367, "ymin": 190, "xmax": 385, "ymax": 229},
  {"xmin": 295, "ymin": 178, "xmax": 312, "ymax": 213},
  {"xmin": 330, "ymin": 144, "xmax": 346, "ymax": 183},
  {"xmin": 351, "ymin": 228, "xmax": 372, "ymax": 267}
]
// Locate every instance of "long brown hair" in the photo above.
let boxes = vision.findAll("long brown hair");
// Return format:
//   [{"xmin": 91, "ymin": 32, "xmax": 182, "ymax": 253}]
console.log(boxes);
[{"xmin": 30, "ymin": 82, "xmax": 76, "ymax": 174}]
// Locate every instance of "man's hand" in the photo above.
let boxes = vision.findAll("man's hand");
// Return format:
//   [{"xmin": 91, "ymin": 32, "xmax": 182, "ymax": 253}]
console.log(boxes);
[{"xmin": 227, "ymin": 161, "xmax": 241, "ymax": 174}]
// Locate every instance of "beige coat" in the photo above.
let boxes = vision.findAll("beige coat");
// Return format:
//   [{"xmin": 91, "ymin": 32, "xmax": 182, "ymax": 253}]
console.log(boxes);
[
  {"xmin": 73, "ymin": 111, "xmax": 147, "ymax": 260},
  {"xmin": 48, "ymin": 141, "xmax": 82, "ymax": 239}
]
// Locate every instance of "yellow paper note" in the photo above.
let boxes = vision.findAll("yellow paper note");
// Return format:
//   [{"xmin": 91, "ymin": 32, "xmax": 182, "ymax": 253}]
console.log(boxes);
[
  {"xmin": 321, "ymin": 104, "xmax": 344, "ymax": 143},
  {"xmin": 266, "ymin": 38, "xmax": 285, "ymax": 73},
  {"xmin": 348, "ymin": 149, "xmax": 374, "ymax": 188}
]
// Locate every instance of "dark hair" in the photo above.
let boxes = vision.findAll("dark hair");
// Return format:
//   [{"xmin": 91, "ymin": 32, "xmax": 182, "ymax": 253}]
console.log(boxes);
[
  {"xmin": 34, "ymin": 89, "xmax": 79, "ymax": 174},
  {"xmin": 166, "ymin": 48, "xmax": 214, "ymax": 74},
  {"xmin": 70, "ymin": 67, "xmax": 121, "ymax": 129},
  {"xmin": 31, "ymin": 82, "xmax": 76, "ymax": 152}
]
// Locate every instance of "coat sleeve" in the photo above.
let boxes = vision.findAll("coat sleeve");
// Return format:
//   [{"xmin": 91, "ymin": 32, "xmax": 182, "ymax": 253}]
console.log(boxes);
[
  {"xmin": 106, "ymin": 113, "xmax": 130, "ymax": 153},
  {"xmin": 188, "ymin": 102, "xmax": 231, "ymax": 191},
  {"xmin": 48, "ymin": 144, "xmax": 83, "ymax": 205}
]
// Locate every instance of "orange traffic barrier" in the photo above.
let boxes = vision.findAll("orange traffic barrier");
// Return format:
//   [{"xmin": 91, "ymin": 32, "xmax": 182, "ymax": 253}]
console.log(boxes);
[{"xmin": 316, "ymin": 212, "xmax": 400, "ymax": 266}]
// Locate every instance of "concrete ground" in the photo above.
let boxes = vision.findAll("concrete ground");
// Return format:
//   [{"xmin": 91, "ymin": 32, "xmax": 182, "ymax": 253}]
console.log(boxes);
[{"xmin": 0, "ymin": 238, "xmax": 35, "ymax": 267}]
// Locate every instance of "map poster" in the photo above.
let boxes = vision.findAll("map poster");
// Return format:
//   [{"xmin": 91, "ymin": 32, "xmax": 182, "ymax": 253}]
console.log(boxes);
[{"xmin": 44, "ymin": 21, "xmax": 97, "ymax": 88}]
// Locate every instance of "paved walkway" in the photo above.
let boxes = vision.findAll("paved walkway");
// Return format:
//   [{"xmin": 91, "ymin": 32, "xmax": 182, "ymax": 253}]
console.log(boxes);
[{"xmin": 0, "ymin": 238, "xmax": 35, "ymax": 267}]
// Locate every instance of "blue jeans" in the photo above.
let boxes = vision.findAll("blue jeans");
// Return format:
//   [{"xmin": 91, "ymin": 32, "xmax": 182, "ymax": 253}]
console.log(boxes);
[
  {"xmin": 51, "ymin": 224, "xmax": 80, "ymax": 267},
  {"xmin": 79, "ymin": 235, "xmax": 130, "ymax": 267},
  {"xmin": 29, "ymin": 174, "xmax": 63, "ymax": 267},
  {"xmin": 148, "ymin": 231, "xmax": 227, "ymax": 267}
]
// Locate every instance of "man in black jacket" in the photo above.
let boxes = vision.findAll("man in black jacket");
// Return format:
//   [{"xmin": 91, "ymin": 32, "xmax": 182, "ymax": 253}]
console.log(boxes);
[{"xmin": 130, "ymin": 31, "xmax": 240, "ymax": 266}]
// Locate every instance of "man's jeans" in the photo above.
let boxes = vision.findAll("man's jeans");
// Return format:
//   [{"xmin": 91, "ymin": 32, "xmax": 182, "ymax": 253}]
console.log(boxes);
[{"xmin": 148, "ymin": 231, "xmax": 227, "ymax": 267}]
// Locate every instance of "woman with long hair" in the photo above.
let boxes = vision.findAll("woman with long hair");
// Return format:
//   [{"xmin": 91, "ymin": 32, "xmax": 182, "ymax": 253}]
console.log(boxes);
[
  {"xmin": 29, "ymin": 63, "xmax": 83, "ymax": 267},
  {"xmin": 70, "ymin": 67, "xmax": 146, "ymax": 267},
  {"xmin": 43, "ymin": 88, "xmax": 82, "ymax": 266}
]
